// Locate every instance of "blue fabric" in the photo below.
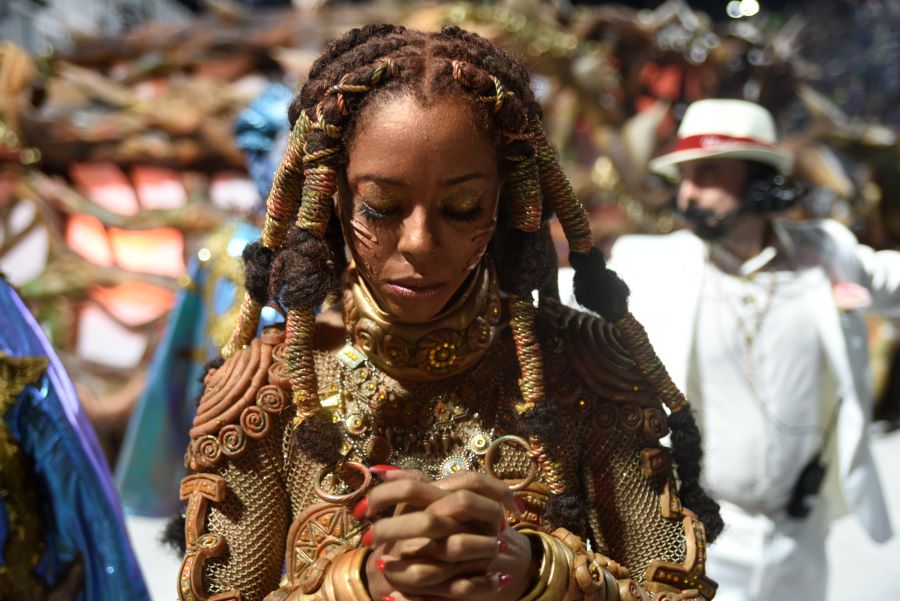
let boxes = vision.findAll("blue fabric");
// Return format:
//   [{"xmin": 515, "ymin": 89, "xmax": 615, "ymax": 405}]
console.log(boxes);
[{"xmin": 0, "ymin": 279, "xmax": 150, "ymax": 600}]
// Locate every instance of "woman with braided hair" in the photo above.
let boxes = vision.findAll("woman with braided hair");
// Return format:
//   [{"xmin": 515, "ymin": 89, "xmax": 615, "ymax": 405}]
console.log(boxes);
[{"xmin": 178, "ymin": 24, "xmax": 721, "ymax": 601}]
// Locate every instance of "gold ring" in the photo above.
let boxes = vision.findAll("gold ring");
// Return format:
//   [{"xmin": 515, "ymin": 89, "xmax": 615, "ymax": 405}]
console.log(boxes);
[
  {"xmin": 313, "ymin": 461, "xmax": 373, "ymax": 504},
  {"xmin": 484, "ymin": 435, "xmax": 539, "ymax": 491}
]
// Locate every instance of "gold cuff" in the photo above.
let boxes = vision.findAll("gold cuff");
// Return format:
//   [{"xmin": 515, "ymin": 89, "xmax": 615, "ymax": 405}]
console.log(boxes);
[
  {"xmin": 327, "ymin": 546, "xmax": 372, "ymax": 601},
  {"xmin": 519, "ymin": 528, "xmax": 629, "ymax": 601},
  {"xmin": 519, "ymin": 530, "xmax": 573, "ymax": 601}
]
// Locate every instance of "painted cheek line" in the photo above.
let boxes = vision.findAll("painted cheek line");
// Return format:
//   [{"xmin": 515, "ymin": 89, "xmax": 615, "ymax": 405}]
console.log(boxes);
[
  {"xmin": 350, "ymin": 216, "xmax": 378, "ymax": 250},
  {"xmin": 464, "ymin": 223, "xmax": 495, "ymax": 271}
]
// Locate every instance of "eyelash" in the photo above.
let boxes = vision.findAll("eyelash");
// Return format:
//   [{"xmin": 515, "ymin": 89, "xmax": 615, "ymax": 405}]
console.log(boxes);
[
  {"xmin": 445, "ymin": 205, "xmax": 484, "ymax": 222},
  {"xmin": 359, "ymin": 203, "xmax": 484, "ymax": 222},
  {"xmin": 359, "ymin": 203, "xmax": 397, "ymax": 221}
]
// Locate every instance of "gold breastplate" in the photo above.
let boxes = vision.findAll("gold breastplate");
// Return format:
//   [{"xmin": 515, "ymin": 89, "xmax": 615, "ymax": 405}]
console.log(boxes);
[{"xmin": 319, "ymin": 340, "xmax": 520, "ymax": 480}]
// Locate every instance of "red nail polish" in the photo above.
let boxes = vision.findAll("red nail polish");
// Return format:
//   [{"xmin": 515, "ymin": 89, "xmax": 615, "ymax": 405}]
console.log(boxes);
[
  {"xmin": 498, "ymin": 540, "xmax": 508, "ymax": 553},
  {"xmin": 352, "ymin": 497, "xmax": 368, "ymax": 520},
  {"xmin": 499, "ymin": 517, "xmax": 507, "ymax": 531},
  {"xmin": 498, "ymin": 573, "xmax": 512, "ymax": 588},
  {"xmin": 370, "ymin": 465, "xmax": 400, "ymax": 474},
  {"xmin": 514, "ymin": 496, "xmax": 526, "ymax": 514},
  {"xmin": 375, "ymin": 559, "xmax": 386, "ymax": 572},
  {"xmin": 381, "ymin": 596, "xmax": 395, "ymax": 601},
  {"xmin": 363, "ymin": 528, "xmax": 374, "ymax": 547}
]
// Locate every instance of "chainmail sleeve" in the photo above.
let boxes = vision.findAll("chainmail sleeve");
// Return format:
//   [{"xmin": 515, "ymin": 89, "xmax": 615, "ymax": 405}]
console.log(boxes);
[
  {"xmin": 545, "ymin": 301, "xmax": 718, "ymax": 599},
  {"xmin": 178, "ymin": 328, "xmax": 294, "ymax": 601}
]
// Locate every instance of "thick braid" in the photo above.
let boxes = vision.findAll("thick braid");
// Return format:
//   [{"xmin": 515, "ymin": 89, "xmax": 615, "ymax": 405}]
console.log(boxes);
[
  {"xmin": 531, "ymin": 120, "xmax": 592, "ymax": 253},
  {"xmin": 223, "ymin": 114, "xmax": 308, "ymax": 358},
  {"xmin": 285, "ymin": 307, "xmax": 320, "ymax": 421},
  {"xmin": 306, "ymin": 24, "xmax": 405, "ymax": 82},
  {"xmin": 283, "ymin": 104, "xmax": 343, "ymax": 416},
  {"xmin": 263, "ymin": 120, "xmax": 309, "ymax": 248},
  {"xmin": 221, "ymin": 295, "xmax": 263, "ymax": 358},
  {"xmin": 508, "ymin": 295, "xmax": 546, "ymax": 413},
  {"xmin": 503, "ymin": 131, "xmax": 543, "ymax": 233}
]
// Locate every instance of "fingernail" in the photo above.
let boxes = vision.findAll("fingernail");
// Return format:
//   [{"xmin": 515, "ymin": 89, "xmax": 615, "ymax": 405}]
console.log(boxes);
[
  {"xmin": 381, "ymin": 596, "xmax": 395, "ymax": 601},
  {"xmin": 352, "ymin": 497, "xmax": 368, "ymax": 520},
  {"xmin": 370, "ymin": 465, "xmax": 400, "ymax": 474},
  {"xmin": 375, "ymin": 559, "xmax": 386, "ymax": 573},
  {"xmin": 498, "ymin": 539, "xmax": 508, "ymax": 553},
  {"xmin": 499, "ymin": 517, "xmax": 507, "ymax": 531},
  {"xmin": 514, "ymin": 496, "xmax": 526, "ymax": 514},
  {"xmin": 363, "ymin": 528, "xmax": 374, "ymax": 547},
  {"xmin": 498, "ymin": 573, "xmax": 512, "ymax": 588}
]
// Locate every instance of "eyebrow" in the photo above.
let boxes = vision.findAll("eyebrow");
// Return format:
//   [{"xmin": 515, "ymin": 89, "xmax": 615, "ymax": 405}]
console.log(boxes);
[{"xmin": 353, "ymin": 172, "xmax": 490, "ymax": 187}]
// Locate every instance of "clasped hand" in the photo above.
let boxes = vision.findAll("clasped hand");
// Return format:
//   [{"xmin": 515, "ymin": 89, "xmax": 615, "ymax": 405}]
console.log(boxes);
[{"xmin": 355, "ymin": 469, "xmax": 535, "ymax": 601}]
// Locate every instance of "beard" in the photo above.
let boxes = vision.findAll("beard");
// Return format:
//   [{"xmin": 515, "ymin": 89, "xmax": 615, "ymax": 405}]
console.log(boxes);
[{"xmin": 678, "ymin": 202, "xmax": 740, "ymax": 241}]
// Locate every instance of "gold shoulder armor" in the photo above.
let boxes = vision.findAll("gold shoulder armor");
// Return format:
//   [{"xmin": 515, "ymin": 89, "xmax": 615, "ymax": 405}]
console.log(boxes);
[
  {"xmin": 186, "ymin": 325, "xmax": 292, "ymax": 471},
  {"xmin": 539, "ymin": 301, "xmax": 669, "ymax": 440}
]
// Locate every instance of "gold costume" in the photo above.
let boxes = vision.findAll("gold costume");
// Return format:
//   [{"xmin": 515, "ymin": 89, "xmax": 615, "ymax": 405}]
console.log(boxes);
[{"xmin": 178, "ymin": 261, "xmax": 717, "ymax": 601}]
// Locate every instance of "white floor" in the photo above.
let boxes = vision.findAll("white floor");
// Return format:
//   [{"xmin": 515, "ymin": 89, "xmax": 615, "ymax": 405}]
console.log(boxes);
[
  {"xmin": 125, "ymin": 514, "xmax": 182, "ymax": 600},
  {"xmin": 124, "ymin": 428, "xmax": 900, "ymax": 600},
  {"xmin": 826, "ymin": 426, "xmax": 900, "ymax": 599}
]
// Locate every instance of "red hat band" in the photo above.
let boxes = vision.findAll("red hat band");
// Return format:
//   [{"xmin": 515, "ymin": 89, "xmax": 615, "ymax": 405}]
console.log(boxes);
[{"xmin": 673, "ymin": 134, "xmax": 774, "ymax": 154}]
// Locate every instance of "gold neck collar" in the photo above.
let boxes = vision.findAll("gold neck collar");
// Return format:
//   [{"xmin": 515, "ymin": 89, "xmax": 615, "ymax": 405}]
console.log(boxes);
[{"xmin": 343, "ymin": 261, "xmax": 502, "ymax": 381}]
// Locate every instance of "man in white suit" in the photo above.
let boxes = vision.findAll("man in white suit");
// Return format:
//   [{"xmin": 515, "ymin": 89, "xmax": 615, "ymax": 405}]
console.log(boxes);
[{"xmin": 562, "ymin": 99, "xmax": 896, "ymax": 599}]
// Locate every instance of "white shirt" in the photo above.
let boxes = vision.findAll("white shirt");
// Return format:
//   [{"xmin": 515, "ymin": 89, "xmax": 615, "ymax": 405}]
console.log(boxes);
[{"xmin": 689, "ymin": 243, "xmax": 838, "ymax": 515}]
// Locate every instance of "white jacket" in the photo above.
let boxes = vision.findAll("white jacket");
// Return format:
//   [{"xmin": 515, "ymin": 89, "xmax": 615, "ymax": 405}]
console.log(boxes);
[{"xmin": 559, "ymin": 219, "xmax": 895, "ymax": 543}]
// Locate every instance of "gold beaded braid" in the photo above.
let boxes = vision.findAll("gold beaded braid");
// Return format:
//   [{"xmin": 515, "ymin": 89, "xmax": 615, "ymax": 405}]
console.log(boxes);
[
  {"xmin": 503, "ymin": 136, "xmax": 542, "ymax": 232},
  {"xmin": 222, "ymin": 120, "xmax": 310, "ymax": 358},
  {"xmin": 508, "ymin": 294, "xmax": 546, "ymax": 414},
  {"xmin": 261, "ymin": 120, "xmax": 308, "ymax": 250},
  {"xmin": 509, "ymin": 294, "xmax": 568, "ymax": 495},
  {"xmin": 221, "ymin": 296, "xmax": 264, "ymax": 359},
  {"xmin": 530, "ymin": 120, "xmax": 592, "ymax": 254},
  {"xmin": 612, "ymin": 314, "xmax": 689, "ymax": 414},
  {"xmin": 449, "ymin": 60, "xmax": 550, "ymax": 464},
  {"xmin": 530, "ymin": 435, "xmax": 565, "ymax": 496},
  {"xmin": 285, "ymin": 307, "xmax": 320, "ymax": 421}
]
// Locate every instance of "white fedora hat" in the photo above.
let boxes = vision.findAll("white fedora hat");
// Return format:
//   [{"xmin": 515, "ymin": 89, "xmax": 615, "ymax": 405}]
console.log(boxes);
[{"xmin": 648, "ymin": 98, "xmax": 794, "ymax": 180}]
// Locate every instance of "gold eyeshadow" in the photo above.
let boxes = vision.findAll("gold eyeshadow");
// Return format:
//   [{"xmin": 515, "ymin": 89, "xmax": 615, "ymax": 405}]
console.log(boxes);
[
  {"xmin": 442, "ymin": 189, "xmax": 481, "ymax": 214},
  {"xmin": 356, "ymin": 187, "xmax": 401, "ymax": 213}
]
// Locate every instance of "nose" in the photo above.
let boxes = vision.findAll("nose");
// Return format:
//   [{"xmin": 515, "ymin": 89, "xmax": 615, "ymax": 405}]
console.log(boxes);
[{"xmin": 397, "ymin": 205, "xmax": 440, "ymax": 259}]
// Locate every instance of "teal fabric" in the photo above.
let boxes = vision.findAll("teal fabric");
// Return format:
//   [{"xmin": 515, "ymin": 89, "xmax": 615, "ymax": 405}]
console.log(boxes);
[{"xmin": 115, "ymin": 221, "xmax": 282, "ymax": 516}]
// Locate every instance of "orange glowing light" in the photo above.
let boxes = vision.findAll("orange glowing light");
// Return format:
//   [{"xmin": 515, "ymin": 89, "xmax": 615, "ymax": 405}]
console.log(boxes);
[
  {"xmin": 70, "ymin": 162, "xmax": 140, "ymax": 216},
  {"xmin": 131, "ymin": 165, "xmax": 187, "ymax": 210},
  {"xmin": 108, "ymin": 226, "xmax": 185, "ymax": 278},
  {"xmin": 89, "ymin": 280, "xmax": 176, "ymax": 327},
  {"xmin": 66, "ymin": 213, "xmax": 114, "ymax": 266}
]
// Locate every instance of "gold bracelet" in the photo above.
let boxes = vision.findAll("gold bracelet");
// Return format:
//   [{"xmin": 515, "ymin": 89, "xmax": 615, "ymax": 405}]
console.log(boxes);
[
  {"xmin": 546, "ymin": 535, "xmax": 576, "ymax": 601},
  {"xmin": 519, "ymin": 530, "xmax": 573, "ymax": 601},
  {"xmin": 519, "ymin": 530, "xmax": 551, "ymax": 601},
  {"xmin": 328, "ymin": 546, "xmax": 372, "ymax": 601}
]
